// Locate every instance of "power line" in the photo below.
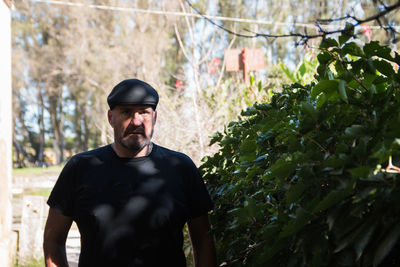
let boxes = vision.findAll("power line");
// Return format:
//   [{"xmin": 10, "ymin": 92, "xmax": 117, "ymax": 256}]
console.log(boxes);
[
  {"xmin": 185, "ymin": 0, "xmax": 400, "ymax": 42},
  {"xmin": 26, "ymin": 0, "xmax": 395, "ymax": 31}
]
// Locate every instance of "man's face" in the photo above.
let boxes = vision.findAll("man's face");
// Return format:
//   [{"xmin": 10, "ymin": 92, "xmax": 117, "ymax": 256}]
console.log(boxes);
[{"xmin": 108, "ymin": 105, "xmax": 157, "ymax": 154}]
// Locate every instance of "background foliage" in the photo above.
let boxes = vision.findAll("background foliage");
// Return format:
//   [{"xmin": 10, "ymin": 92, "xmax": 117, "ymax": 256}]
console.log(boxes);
[
  {"xmin": 12, "ymin": 0, "xmax": 400, "ymax": 167},
  {"xmin": 201, "ymin": 33, "xmax": 400, "ymax": 266},
  {"xmin": 10, "ymin": 1, "xmax": 400, "ymax": 266}
]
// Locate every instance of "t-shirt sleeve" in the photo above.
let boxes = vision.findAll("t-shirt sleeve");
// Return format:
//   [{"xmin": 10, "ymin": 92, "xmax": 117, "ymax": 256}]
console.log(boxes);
[
  {"xmin": 47, "ymin": 157, "xmax": 78, "ymax": 217},
  {"xmin": 183, "ymin": 157, "xmax": 214, "ymax": 219}
]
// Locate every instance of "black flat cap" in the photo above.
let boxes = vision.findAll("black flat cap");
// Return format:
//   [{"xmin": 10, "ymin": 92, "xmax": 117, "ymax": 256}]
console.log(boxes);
[{"xmin": 107, "ymin": 79, "xmax": 159, "ymax": 110}]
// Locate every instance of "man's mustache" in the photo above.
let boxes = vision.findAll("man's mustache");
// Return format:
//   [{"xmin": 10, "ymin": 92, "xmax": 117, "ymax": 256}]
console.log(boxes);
[{"xmin": 124, "ymin": 126, "xmax": 145, "ymax": 136}]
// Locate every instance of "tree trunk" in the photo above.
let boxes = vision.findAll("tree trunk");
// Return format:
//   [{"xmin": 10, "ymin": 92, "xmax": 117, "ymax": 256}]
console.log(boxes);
[
  {"xmin": 49, "ymin": 89, "xmax": 64, "ymax": 165},
  {"xmin": 37, "ymin": 86, "xmax": 45, "ymax": 164},
  {"xmin": 72, "ymin": 93, "xmax": 90, "ymax": 152},
  {"xmin": 72, "ymin": 93, "xmax": 83, "ymax": 151},
  {"xmin": 83, "ymin": 106, "xmax": 89, "ymax": 151},
  {"xmin": 13, "ymin": 138, "xmax": 23, "ymax": 168},
  {"xmin": 59, "ymin": 100, "xmax": 65, "ymax": 163},
  {"xmin": 16, "ymin": 103, "xmax": 37, "ymax": 165},
  {"xmin": 13, "ymin": 137, "xmax": 35, "ymax": 167}
]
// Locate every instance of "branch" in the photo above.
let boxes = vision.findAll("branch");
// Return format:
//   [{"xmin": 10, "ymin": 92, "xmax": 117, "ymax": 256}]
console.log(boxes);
[
  {"xmin": 185, "ymin": 0, "xmax": 400, "ymax": 45},
  {"xmin": 198, "ymin": 32, "xmax": 216, "ymax": 65},
  {"xmin": 219, "ymin": 240, "xmax": 266, "ymax": 266},
  {"xmin": 174, "ymin": 24, "xmax": 191, "ymax": 65}
]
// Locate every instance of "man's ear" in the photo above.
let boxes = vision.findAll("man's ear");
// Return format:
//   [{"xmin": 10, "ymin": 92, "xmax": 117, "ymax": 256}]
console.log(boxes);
[
  {"xmin": 153, "ymin": 110, "xmax": 157, "ymax": 126},
  {"xmin": 107, "ymin": 110, "xmax": 114, "ymax": 127}
]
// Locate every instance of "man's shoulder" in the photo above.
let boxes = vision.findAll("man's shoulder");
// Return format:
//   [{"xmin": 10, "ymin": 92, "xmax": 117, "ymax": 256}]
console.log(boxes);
[
  {"xmin": 70, "ymin": 144, "xmax": 113, "ymax": 162},
  {"xmin": 153, "ymin": 144, "xmax": 195, "ymax": 165}
]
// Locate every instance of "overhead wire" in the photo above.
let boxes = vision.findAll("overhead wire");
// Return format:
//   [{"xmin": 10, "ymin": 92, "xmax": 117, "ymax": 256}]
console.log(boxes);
[{"xmin": 25, "ymin": 0, "xmax": 400, "ymax": 31}]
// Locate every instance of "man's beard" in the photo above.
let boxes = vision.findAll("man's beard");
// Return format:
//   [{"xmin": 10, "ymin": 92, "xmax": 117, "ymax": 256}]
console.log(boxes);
[{"xmin": 117, "ymin": 126, "xmax": 151, "ymax": 154}]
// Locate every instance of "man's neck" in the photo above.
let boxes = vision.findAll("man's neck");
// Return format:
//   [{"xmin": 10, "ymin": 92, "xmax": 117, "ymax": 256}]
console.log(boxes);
[{"xmin": 111, "ymin": 142, "xmax": 153, "ymax": 158}]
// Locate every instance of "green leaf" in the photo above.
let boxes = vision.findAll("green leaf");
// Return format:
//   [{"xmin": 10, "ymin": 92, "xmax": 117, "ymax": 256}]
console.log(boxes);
[
  {"xmin": 244, "ymin": 196, "xmax": 258, "ymax": 218},
  {"xmin": 313, "ymin": 190, "xmax": 346, "ymax": 213},
  {"xmin": 373, "ymin": 59, "xmax": 395, "ymax": 77},
  {"xmin": 342, "ymin": 42, "xmax": 364, "ymax": 57},
  {"xmin": 373, "ymin": 224, "xmax": 400, "ymax": 266},
  {"xmin": 339, "ymin": 35, "xmax": 351, "ymax": 46},
  {"xmin": 338, "ymin": 71, "xmax": 353, "ymax": 82},
  {"xmin": 286, "ymin": 182, "xmax": 308, "ymax": 206},
  {"xmin": 298, "ymin": 62, "xmax": 306, "ymax": 79},
  {"xmin": 348, "ymin": 166, "xmax": 370, "ymax": 178},
  {"xmin": 338, "ymin": 80, "xmax": 348, "ymax": 103},
  {"xmin": 355, "ymin": 223, "xmax": 376, "ymax": 261},
  {"xmin": 327, "ymin": 71, "xmax": 335, "ymax": 80},
  {"xmin": 258, "ymin": 81, "xmax": 262, "ymax": 92},
  {"xmin": 370, "ymin": 84, "xmax": 377, "ymax": 94},
  {"xmin": 364, "ymin": 41, "xmax": 394, "ymax": 62},
  {"xmin": 240, "ymin": 139, "xmax": 257, "ymax": 155},
  {"xmin": 280, "ymin": 207, "xmax": 310, "ymax": 238},
  {"xmin": 374, "ymin": 83, "xmax": 386, "ymax": 94},
  {"xmin": 323, "ymin": 155, "xmax": 346, "ymax": 168},
  {"xmin": 300, "ymin": 102, "xmax": 317, "ymax": 121},
  {"xmin": 317, "ymin": 52, "xmax": 333, "ymax": 64},
  {"xmin": 316, "ymin": 92, "xmax": 329, "ymax": 108},
  {"xmin": 313, "ymin": 177, "xmax": 356, "ymax": 214},
  {"xmin": 345, "ymin": 125, "xmax": 364, "ymax": 137},
  {"xmin": 311, "ymin": 80, "xmax": 339, "ymax": 98},
  {"xmin": 228, "ymin": 207, "xmax": 249, "ymax": 225},
  {"xmin": 367, "ymin": 58, "xmax": 377, "ymax": 74},
  {"xmin": 320, "ymin": 38, "xmax": 339, "ymax": 49},
  {"xmin": 345, "ymin": 22, "xmax": 355, "ymax": 35},
  {"xmin": 371, "ymin": 142, "xmax": 390, "ymax": 159},
  {"xmin": 261, "ymin": 224, "xmax": 280, "ymax": 240},
  {"xmin": 363, "ymin": 73, "xmax": 376, "ymax": 88},
  {"xmin": 334, "ymin": 60, "xmax": 346, "ymax": 76},
  {"xmin": 334, "ymin": 222, "xmax": 362, "ymax": 253},
  {"xmin": 220, "ymin": 136, "xmax": 235, "ymax": 146},
  {"xmin": 268, "ymin": 160, "xmax": 297, "ymax": 179},
  {"xmin": 339, "ymin": 22, "xmax": 354, "ymax": 45},
  {"xmin": 247, "ymin": 165, "xmax": 263, "ymax": 179},
  {"xmin": 209, "ymin": 132, "xmax": 223, "ymax": 146},
  {"xmin": 280, "ymin": 63, "xmax": 296, "ymax": 83},
  {"xmin": 250, "ymin": 75, "xmax": 255, "ymax": 86}
]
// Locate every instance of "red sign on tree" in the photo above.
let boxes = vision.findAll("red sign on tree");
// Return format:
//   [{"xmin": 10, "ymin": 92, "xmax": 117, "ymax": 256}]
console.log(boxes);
[{"xmin": 225, "ymin": 47, "xmax": 265, "ymax": 83}]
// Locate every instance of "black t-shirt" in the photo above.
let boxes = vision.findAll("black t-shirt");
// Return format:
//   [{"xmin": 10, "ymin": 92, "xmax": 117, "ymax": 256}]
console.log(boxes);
[{"xmin": 47, "ymin": 144, "xmax": 213, "ymax": 267}]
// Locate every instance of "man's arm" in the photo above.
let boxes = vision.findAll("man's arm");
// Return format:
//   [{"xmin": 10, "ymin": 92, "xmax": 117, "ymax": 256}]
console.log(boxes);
[
  {"xmin": 43, "ymin": 208, "xmax": 73, "ymax": 267},
  {"xmin": 188, "ymin": 214, "xmax": 217, "ymax": 267}
]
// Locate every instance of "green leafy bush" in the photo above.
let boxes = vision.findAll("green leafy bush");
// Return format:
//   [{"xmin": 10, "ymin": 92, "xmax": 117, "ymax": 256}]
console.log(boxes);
[{"xmin": 201, "ymin": 34, "xmax": 400, "ymax": 266}]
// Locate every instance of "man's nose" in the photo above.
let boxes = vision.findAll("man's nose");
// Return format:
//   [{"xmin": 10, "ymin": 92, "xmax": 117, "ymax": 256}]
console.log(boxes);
[{"xmin": 130, "ymin": 112, "xmax": 143, "ymax": 126}]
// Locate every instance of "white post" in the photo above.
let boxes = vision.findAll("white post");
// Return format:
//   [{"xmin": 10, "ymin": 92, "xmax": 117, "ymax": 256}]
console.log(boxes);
[
  {"xmin": 19, "ymin": 196, "xmax": 48, "ymax": 264},
  {"xmin": 0, "ymin": 0, "xmax": 13, "ymax": 266}
]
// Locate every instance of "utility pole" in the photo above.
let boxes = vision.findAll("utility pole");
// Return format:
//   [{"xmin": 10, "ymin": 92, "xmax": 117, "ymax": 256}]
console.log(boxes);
[{"xmin": 0, "ymin": 0, "xmax": 13, "ymax": 266}]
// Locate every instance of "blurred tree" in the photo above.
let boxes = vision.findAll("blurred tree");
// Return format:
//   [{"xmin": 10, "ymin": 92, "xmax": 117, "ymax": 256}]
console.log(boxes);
[
  {"xmin": 12, "ymin": 0, "xmax": 182, "ymax": 165},
  {"xmin": 11, "ymin": 0, "xmax": 400, "ymax": 167}
]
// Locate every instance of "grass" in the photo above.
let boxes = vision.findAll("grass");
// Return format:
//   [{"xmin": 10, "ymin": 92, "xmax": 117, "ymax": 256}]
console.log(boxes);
[
  {"xmin": 22, "ymin": 188, "xmax": 52, "ymax": 197},
  {"xmin": 12, "ymin": 165, "xmax": 63, "ymax": 177},
  {"xmin": 12, "ymin": 188, "xmax": 52, "ymax": 201}
]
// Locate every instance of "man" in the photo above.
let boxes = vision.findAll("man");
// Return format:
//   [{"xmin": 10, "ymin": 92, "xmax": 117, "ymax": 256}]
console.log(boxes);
[{"xmin": 43, "ymin": 79, "xmax": 217, "ymax": 267}]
